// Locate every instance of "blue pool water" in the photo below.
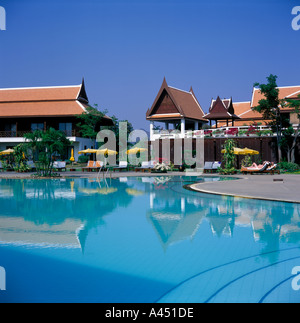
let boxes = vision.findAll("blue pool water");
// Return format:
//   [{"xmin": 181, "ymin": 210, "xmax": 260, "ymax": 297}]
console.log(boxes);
[{"xmin": 0, "ymin": 176, "xmax": 299, "ymax": 303}]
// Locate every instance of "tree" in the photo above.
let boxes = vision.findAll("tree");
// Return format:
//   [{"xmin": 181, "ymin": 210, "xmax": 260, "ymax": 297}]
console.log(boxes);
[
  {"xmin": 76, "ymin": 104, "xmax": 108, "ymax": 139},
  {"xmin": 24, "ymin": 128, "xmax": 71, "ymax": 177},
  {"xmin": 284, "ymin": 94, "xmax": 300, "ymax": 163},
  {"xmin": 13, "ymin": 144, "xmax": 30, "ymax": 172},
  {"xmin": 223, "ymin": 139, "xmax": 236, "ymax": 170},
  {"xmin": 253, "ymin": 74, "xmax": 287, "ymax": 162}
]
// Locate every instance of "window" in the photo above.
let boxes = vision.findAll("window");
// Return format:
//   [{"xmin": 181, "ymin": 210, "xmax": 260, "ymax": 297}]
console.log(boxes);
[
  {"xmin": 4, "ymin": 124, "xmax": 16, "ymax": 137},
  {"xmin": 31, "ymin": 123, "xmax": 44, "ymax": 131},
  {"xmin": 59, "ymin": 123, "xmax": 72, "ymax": 136}
]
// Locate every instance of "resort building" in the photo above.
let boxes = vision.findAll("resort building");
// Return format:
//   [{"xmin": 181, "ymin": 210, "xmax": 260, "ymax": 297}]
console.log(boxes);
[
  {"xmin": 223, "ymin": 85, "xmax": 300, "ymax": 127},
  {"xmin": 147, "ymin": 80, "xmax": 300, "ymax": 138},
  {"xmin": 0, "ymin": 79, "xmax": 113, "ymax": 160},
  {"xmin": 204, "ymin": 96, "xmax": 240, "ymax": 128},
  {"xmin": 146, "ymin": 78, "xmax": 208, "ymax": 141}
]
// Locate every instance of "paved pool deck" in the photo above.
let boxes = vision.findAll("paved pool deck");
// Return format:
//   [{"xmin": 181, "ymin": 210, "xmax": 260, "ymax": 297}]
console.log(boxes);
[
  {"xmin": 0, "ymin": 171, "xmax": 299, "ymax": 204},
  {"xmin": 189, "ymin": 174, "xmax": 300, "ymax": 204}
]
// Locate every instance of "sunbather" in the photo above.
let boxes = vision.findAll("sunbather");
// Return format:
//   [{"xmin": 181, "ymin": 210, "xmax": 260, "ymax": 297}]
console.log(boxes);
[{"xmin": 248, "ymin": 161, "xmax": 270, "ymax": 169}]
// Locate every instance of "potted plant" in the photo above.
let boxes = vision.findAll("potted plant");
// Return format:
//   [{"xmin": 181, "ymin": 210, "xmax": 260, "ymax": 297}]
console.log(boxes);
[{"xmin": 152, "ymin": 162, "xmax": 171, "ymax": 173}]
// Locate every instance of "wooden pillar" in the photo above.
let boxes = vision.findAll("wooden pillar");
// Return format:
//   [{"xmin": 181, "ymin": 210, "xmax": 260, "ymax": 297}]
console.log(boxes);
[{"xmin": 44, "ymin": 121, "xmax": 47, "ymax": 132}]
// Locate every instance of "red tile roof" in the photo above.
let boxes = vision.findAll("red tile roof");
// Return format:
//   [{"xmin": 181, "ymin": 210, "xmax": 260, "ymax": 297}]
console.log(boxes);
[
  {"xmin": 204, "ymin": 96, "xmax": 240, "ymax": 120},
  {"xmin": 147, "ymin": 78, "xmax": 207, "ymax": 122},
  {"xmin": 251, "ymin": 86, "xmax": 300, "ymax": 107},
  {"xmin": 0, "ymin": 81, "xmax": 111, "ymax": 121}
]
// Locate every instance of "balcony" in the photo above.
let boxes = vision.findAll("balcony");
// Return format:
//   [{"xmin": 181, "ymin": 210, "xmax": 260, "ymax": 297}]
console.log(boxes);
[
  {"xmin": 150, "ymin": 125, "xmax": 289, "ymax": 141},
  {"xmin": 0, "ymin": 130, "xmax": 81, "ymax": 138}
]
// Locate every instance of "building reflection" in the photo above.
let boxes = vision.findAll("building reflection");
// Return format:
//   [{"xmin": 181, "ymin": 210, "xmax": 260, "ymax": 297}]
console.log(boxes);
[
  {"xmin": 147, "ymin": 177, "xmax": 300, "ymax": 257},
  {"xmin": 0, "ymin": 177, "xmax": 299, "ymax": 259}
]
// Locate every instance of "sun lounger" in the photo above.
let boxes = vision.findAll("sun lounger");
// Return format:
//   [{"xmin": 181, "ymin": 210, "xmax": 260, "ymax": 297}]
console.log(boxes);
[
  {"xmin": 203, "ymin": 162, "xmax": 214, "ymax": 173},
  {"xmin": 135, "ymin": 161, "xmax": 155, "ymax": 173},
  {"xmin": 266, "ymin": 163, "xmax": 280, "ymax": 175},
  {"xmin": 113, "ymin": 161, "xmax": 128, "ymax": 172},
  {"xmin": 212, "ymin": 161, "xmax": 222, "ymax": 172},
  {"xmin": 27, "ymin": 161, "xmax": 36, "ymax": 171},
  {"xmin": 82, "ymin": 161, "xmax": 97, "ymax": 172},
  {"xmin": 241, "ymin": 162, "xmax": 270, "ymax": 174},
  {"xmin": 53, "ymin": 161, "xmax": 66, "ymax": 172}
]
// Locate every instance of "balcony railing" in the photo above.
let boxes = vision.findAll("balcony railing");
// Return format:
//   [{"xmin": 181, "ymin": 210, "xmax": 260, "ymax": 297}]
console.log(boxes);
[
  {"xmin": 0, "ymin": 130, "xmax": 81, "ymax": 138},
  {"xmin": 151, "ymin": 125, "xmax": 299, "ymax": 140}
]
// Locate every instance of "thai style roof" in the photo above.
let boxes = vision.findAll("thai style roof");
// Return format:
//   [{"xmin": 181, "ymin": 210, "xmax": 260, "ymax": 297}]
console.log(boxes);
[
  {"xmin": 0, "ymin": 79, "xmax": 112, "ymax": 122},
  {"xmin": 251, "ymin": 85, "xmax": 300, "ymax": 108},
  {"xmin": 146, "ymin": 78, "xmax": 208, "ymax": 122},
  {"xmin": 231, "ymin": 85, "xmax": 300, "ymax": 122},
  {"xmin": 204, "ymin": 96, "xmax": 240, "ymax": 120}
]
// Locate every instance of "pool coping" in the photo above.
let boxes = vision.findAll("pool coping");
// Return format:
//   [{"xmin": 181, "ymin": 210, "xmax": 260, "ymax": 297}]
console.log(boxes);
[{"xmin": 187, "ymin": 176, "xmax": 300, "ymax": 204}]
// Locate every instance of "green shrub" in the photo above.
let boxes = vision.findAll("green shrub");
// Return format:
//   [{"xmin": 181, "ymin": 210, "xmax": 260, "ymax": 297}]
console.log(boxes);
[
  {"xmin": 278, "ymin": 162, "xmax": 300, "ymax": 173},
  {"xmin": 78, "ymin": 155, "xmax": 89, "ymax": 164}
]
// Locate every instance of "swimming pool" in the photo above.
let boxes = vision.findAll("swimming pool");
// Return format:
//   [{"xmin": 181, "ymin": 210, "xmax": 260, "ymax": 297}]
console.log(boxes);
[{"xmin": 0, "ymin": 176, "xmax": 299, "ymax": 303}]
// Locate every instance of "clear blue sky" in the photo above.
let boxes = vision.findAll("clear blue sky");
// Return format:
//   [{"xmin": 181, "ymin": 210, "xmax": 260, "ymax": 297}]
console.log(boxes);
[{"xmin": 0, "ymin": 0, "xmax": 299, "ymax": 129}]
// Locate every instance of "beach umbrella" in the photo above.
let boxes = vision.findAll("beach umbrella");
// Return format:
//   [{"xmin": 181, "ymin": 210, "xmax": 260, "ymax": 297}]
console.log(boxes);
[
  {"xmin": 97, "ymin": 148, "xmax": 118, "ymax": 157},
  {"xmin": 221, "ymin": 147, "xmax": 244, "ymax": 155},
  {"xmin": 78, "ymin": 148, "xmax": 98, "ymax": 155},
  {"xmin": 70, "ymin": 148, "xmax": 75, "ymax": 162},
  {"xmin": 240, "ymin": 148, "xmax": 259, "ymax": 155},
  {"xmin": 221, "ymin": 147, "xmax": 259, "ymax": 155},
  {"xmin": 126, "ymin": 147, "xmax": 148, "ymax": 155},
  {"xmin": 0, "ymin": 148, "xmax": 14, "ymax": 156}
]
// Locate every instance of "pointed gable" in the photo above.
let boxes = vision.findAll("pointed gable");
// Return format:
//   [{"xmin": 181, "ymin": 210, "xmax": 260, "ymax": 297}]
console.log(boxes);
[
  {"xmin": 151, "ymin": 89, "xmax": 179, "ymax": 115},
  {"xmin": 205, "ymin": 96, "xmax": 240, "ymax": 120},
  {"xmin": 146, "ymin": 78, "xmax": 207, "ymax": 122}
]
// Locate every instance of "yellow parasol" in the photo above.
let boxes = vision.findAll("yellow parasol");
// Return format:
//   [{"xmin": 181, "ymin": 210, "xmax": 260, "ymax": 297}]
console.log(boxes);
[
  {"xmin": 126, "ymin": 147, "xmax": 148, "ymax": 155},
  {"xmin": 70, "ymin": 148, "xmax": 75, "ymax": 162},
  {"xmin": 97, "ymin": 148, "xmax": 118, "ymax": 157},
  {"xmin": 240, "ymin": 148, "xmax": 259, "ymax": 155},
  {"xmin": 221, "ymin": 147, "xmax": 259, "ymax": 155},
  {"xmin": 0, "ymin": 148, "xmax": 14, "ymax": 156},
  {"xmin": 78, "ymin": 148, "xmax": 99, "ymax": 155}
]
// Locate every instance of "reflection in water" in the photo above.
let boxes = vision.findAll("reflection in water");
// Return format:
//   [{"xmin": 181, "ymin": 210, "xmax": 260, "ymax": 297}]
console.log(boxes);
[
  {"xmin": 146, "ymin": 177, "xmax": 300, "ymax": 261},
  {"xmin": 0, "ymin": 177, "xmax": 299, "ymax": 261}
]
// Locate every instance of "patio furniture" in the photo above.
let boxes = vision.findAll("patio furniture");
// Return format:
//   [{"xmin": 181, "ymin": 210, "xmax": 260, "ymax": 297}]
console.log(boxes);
[
  {"xmin": 27, "ymin": 161, "xmax": 36, "ymax": 171},
  {"xmin": 241, "ymin": 161, "xmax": 271, "ymax": 174},
  {"xmin": 83, "ymin": 161, "xmax": 105, "ymax": 172},
  {"xmin": 266, "ymin": 163, "xmax": 280, "ymax": 175},
  {"xmin": 82, "ymin": 161, "xmax": 96, "ymax": 172},
  {"xmin": 113, "ymin": 161, "xmax": 128, "ymax": 172},
  {"xmin": 203, "ymin": 162, "xmax": 214, "ymax": 173},
  {"xmin": 53, "ymin": 161, "xmax": 66, "ymax": 172},
  {"xmin": 212, "ymin": 161, "xmax": 222, "ymax": 172},
  {"xmin": 135, "ymin": 161, "xmax": 156, "ymax": 173}
]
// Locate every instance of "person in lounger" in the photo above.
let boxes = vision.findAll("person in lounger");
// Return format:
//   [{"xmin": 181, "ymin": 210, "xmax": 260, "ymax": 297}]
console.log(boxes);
[{"xmin": 249, "ymin": 161, "xmax": 269, "ymax": 169}]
